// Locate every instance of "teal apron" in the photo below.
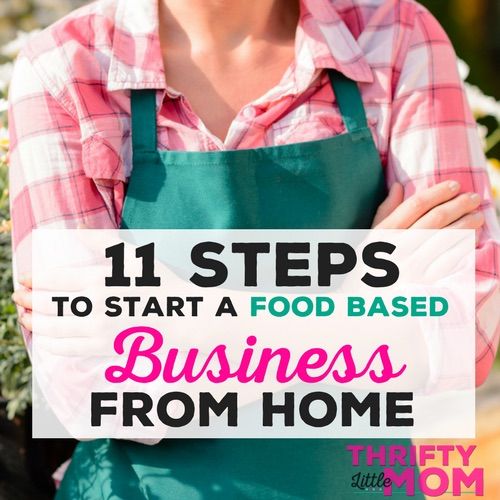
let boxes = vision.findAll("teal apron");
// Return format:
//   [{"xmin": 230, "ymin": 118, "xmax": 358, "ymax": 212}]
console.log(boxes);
[{"xmin": 56, "ymin": 70, "xmax": 422, "ymax": 499}]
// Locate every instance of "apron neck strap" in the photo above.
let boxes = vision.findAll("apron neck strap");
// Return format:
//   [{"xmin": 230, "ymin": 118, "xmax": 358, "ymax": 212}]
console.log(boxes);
[
  {"xmin": 130, "ymin": 70, "xmax": 368, "ymax": 151},
  {"xmin": 131, "ymin": 89, "xmax": 157, "ymax": 151},
  {"xmin": 327, "ymin": 69, "xmax": 368, "ymax": 133}
]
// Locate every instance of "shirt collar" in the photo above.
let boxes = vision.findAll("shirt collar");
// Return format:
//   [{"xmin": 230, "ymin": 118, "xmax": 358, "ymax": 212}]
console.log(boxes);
[
  {"xmin": 107, "ymin": 0, "xmax": 167, "ymax": 91},
  {"xmin": 297, "ymin": 0, "xmax": 373, "ymax": 83},
  {"xmin": 106, "ymin": 0, "xmax": 373, "ymax": 92}
]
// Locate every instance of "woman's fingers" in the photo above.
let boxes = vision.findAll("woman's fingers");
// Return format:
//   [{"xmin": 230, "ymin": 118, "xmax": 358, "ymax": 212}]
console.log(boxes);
[
  {"xmin": 411, "ymin": 192, "xmax": 482, "ymax": 229},
  {"xmin": 448, "ymin": 210, "xmax": 485, "ymax": 246},
  {"xmin": 371, "ymin": 182, "xmax": 404, "ymax": 228},
  {"xmin": 34, "ymin": 335, "xmax": 110, "ymax": 357},
  {"xmin": 12, "ymin": 288, "xmax": 32, "ymax": 310},
  {"xmin": 29, "ymin": 265, "xmax": 106, "ymax": 292},
  {"xmin": 446, "ymin": 210, "xmax": 485, "ymax": 230},
  {"xmin": 19, "ymin": 274, "xmax": 32, "ymax": 288},
  {"xmin": 19, "ymin": 310, "xmax": 32, "ymax": 331},
  {"xmin": 375, "ymin": 180, "xmax": 461, "ymax": 229}
]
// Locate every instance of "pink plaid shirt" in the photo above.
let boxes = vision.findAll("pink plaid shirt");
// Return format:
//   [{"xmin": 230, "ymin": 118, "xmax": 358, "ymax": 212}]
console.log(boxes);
[{"xmin": 8, "ymin": 0, "xmax": 500, "ymax": 384}]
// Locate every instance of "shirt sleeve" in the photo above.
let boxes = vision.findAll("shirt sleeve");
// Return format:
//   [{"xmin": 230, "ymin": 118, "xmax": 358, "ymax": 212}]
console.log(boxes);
[
  {"xmin": 8, "ymin": 48, "xmax": 117, "ymax": 350},
  {"xmin": 386, "ymin": 6, "xmax": 500, "ymax": 386}
]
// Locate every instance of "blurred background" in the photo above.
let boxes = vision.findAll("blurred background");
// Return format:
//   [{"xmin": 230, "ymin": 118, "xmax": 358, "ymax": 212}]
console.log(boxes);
[{"xmin": 0, "ymin": 1, "xmax": 499, "ymax": 499}]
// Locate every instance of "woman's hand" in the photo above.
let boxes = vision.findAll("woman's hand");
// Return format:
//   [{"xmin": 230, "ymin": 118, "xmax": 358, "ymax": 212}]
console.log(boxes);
[
  {"xmin": 12, "ymin": 275, "xmax": 32, "ymax": 331},
  {"xmin": 372, "ymin": 180, "xmax": 485, "ymax": 230}
]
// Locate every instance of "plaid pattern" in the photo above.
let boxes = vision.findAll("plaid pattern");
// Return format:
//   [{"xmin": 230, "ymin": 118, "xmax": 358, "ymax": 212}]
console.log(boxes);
[{"xmin": 8, "ymin": 0, "xmax": 500, "ymax": 383}]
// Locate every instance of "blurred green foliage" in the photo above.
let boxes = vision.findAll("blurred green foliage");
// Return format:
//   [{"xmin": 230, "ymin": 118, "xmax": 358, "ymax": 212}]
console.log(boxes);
[{"xmin": 0, "ymin": 158, "xmax": 31, "ymax": 420}]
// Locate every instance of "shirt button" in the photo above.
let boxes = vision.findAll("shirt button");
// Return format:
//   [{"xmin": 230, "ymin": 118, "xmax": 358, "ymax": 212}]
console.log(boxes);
[{"xmin": 242, "ymin": 107, "xmax": 256, "ymax": 119}]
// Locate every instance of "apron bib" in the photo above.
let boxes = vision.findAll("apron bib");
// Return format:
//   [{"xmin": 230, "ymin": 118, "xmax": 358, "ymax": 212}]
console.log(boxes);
[
  {"xmin": 57, "ymin": 70, "xmax": 422, "ymax": 499},
  {"xmin": 120, "ymin": 70, "xmax": 385, "ymax": 230}
]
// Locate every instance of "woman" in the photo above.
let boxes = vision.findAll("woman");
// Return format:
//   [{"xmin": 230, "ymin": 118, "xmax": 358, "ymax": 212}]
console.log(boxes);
[{"xmin": 8, "ymin": 0, "xmax": 500, "ymax": 498}]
